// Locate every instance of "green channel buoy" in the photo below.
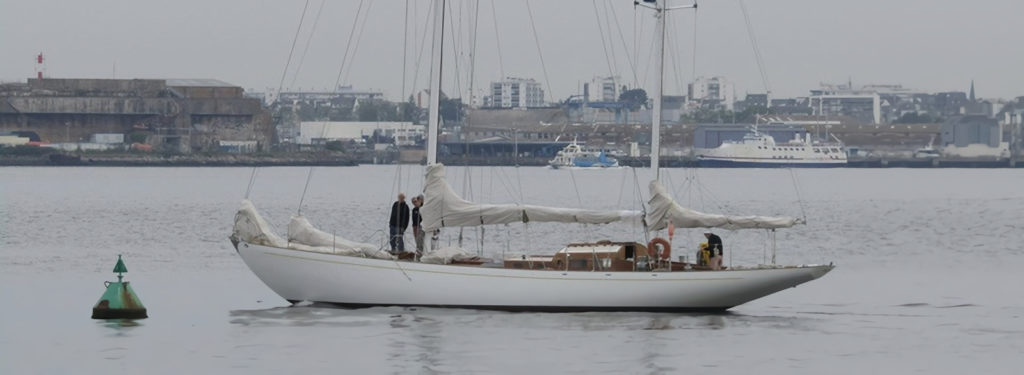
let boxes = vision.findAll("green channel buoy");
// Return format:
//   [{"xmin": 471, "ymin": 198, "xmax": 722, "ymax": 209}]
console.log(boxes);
[{"xmin": 92, "ymin": 254, "xmax": 148, "ymax": 319}]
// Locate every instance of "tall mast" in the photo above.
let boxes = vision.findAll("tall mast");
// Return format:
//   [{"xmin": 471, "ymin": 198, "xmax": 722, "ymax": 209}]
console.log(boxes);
[
  {"xmin": 637, "ymin": 0, "xmax": 696, "ymax": 179},
  {"xmin": 426, "ymin": 0, "xmax": 445, "ymax": 165},
  {"xmin": 650, "ymin": 0, "xmax": 666, "ymax": 179}
]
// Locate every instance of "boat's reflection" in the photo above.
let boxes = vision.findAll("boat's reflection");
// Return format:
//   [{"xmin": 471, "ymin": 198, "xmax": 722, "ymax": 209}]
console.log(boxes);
[
  {"xmin": 226, "ymin": 304, "xmax": 822, "ymax": 373},
  {"xmin": 225, "ymin": 303, "xmax": 818, "ymax": 332}
]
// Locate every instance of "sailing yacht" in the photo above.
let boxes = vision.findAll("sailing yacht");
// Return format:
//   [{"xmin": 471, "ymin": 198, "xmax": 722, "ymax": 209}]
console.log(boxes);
[{"xmin": 230, "ymin": 0, "xmax": 833, "ymax": 312}]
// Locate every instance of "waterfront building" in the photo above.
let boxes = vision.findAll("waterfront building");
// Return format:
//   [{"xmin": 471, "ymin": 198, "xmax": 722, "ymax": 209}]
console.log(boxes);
[
  {"xmin": 808, "ymin": 83, "xmax": 884, "ymax": 124},
  {"xmin": 688, "ymin": 76, "xmax": 735, "ymax": 111},
  {"xmin": 298, "ymin": 121, "xmax": 422, "ymax": 147},
  {"xmin": 941, "ymin": 115, "xmax": 1010, "ymax": 158},
  {"xmin": 487, "ymin": 78, "xmax": 545, "ymax": 108},
  {"xmin": 585, "ymin": 75, "xmax": 623, "ymax": 103},
  {"xmin": 0, "ymin": 78, "xmax": 272, "ymax": 153}
]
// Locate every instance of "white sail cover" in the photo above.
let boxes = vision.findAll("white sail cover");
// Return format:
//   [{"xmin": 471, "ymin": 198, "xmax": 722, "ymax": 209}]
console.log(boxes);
[
  {"xmin": 287, "ymin": 215, "xmax": 392, "ymax": 259},
  {"xmin": 232, "ymin": 200, "xmax": 393, "ymax": 259},
  {"xmin": 232, "ymin": 200, "xmax": 287, "ymax": 248},
  {"xmin": 421, "ymin": 164, "xmax": 640, "ymax": 232},
  {"xmin": 646, "ymin": 180, "xmax": 802, "ymax": 230},
  {"xmin": 419, "ymin": 246, "xmax": 478, "ymax": 265}
]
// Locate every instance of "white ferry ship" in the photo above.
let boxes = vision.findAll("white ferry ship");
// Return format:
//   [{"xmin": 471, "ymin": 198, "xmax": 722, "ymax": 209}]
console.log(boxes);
[
  {"xmin": 697, "ymin": 129, "xmax": 847, "ymax": 168},
  {"xmin": 548, "ymin": 140, "xmax": 619, "ymax": 168}
]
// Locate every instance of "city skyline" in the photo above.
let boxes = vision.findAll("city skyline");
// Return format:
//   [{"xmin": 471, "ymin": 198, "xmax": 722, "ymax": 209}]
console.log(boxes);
[{"xmin": 1, "ymin": 0, "xmax": 1022, "ymax": 102}]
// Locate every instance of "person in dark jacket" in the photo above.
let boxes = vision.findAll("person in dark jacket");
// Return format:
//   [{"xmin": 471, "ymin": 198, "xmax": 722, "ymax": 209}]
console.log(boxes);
[
  {"xmin": 704, "ymin": 232, "xmax": 724, "ymax": 270},
  {"xmin": 389, "ymin": 193, "xmax": 410, "ymax": 253},
  {"xmin": 411, "ymin": 195, "xmax": 424, "ymax": 255}
]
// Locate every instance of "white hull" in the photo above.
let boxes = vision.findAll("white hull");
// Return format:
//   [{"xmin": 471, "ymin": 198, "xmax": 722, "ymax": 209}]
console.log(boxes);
[
  {"xmin": 697, "ymin": 131, "xmax": 847, "ymax": 167},
  {"xmin": 236, "ymin": 241, "xmax": 833, "ymax": 312}
]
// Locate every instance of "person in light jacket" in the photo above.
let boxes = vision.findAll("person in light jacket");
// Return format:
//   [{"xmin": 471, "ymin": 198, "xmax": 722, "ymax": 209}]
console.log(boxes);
[{"xmin": 411, "ymin": 195, "xmax": 425, "ymax": 255}]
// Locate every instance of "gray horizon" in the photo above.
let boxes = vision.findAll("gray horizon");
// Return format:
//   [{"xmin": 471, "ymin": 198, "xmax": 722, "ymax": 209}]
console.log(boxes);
[{"xmin": 1, "ymin": 0, "xmax": 1021, "ymax": 101}]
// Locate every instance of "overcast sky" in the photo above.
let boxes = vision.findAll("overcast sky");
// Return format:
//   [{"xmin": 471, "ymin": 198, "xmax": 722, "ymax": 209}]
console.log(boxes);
[{"xmin": 2, "ymin": 0, "xmax": 1022, "ymax": 102}]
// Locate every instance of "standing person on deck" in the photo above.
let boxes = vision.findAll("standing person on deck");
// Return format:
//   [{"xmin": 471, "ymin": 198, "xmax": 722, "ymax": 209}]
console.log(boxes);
[
  {"xmin": 389, "ymin": 193, "xmax": 410, "ymax": 253},
  {"xmin": 411, "ymin": 195, "xmax": 425, "ymax": 256},
  {"xmin": 704, "ymin": 232, "xmax": 724, "ymax": 270}
]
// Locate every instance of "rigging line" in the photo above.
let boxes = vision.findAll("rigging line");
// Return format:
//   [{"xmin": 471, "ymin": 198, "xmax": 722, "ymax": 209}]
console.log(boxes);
[
  {"xmin": 567, "ymin": 168, "xmax": 584, "ymax": 208},
  {"xmin": 297, "ymin": 167, "xmax": 316, "ymax": 215},
  {"xmin": 591, "ymin": 1, "xmax": 616, "ymax": 79},
  {"xmin": 686, "ymin": 170, "xmax": 698, "ymax": 206},
  {"xmin": 333, "ymin": 0, "xmax": 367, "ymax": 91},
  {"xmin": 788, "ymin": 168, "xmax": 809, "ymax": 222},
  {"xmin": 277, "ymin": 0, "xmax": 311, "ymax": 99},
  {"xmin": 630, "ymin": 167, "xmax": 638, "ymax": 238},
  {"xmin": 465, "ymin": 164, "xmax": 475, "ymax": 201},
  {"xmin": 496, "ymin": 166, "xmax": 523, "ymax": 204},
  {"xmin": 297, "ymin": 122, "xmax": 333, "ymax": 214},
  {"xmin": 691, "ymin": 2, "xmax": 698, "ymax": 82},
  {"xmin": 668, "ymin": 168, "xmax": 684, "ymax": 200},
  {"xmin": 666, "ymin": 19, "xmax": 683, "ymax": 97},
  {"xmin": 687, "ymin": 168, "xmax": 697, "ymax": 209},
  {"xmin": 694, "ymin": 173, "xmax": 730, "ymax": 214},
  {"xmin": 633, "ymin": 7, "xmax": 638, "ymax": 88},
  {"xmin": 608, "ymin": 0, "xmax": 640, "ymax": 88},
  {"xmin": 514, "ymin": 164, "xmax": 524, "ymax": 204},
  {"xmin": 566, "ymin": 168, "xmax": 593, "ymax": 239},
  {"xmin": 468, "ymin": 0, "xmax": 479, "ymax": 117},
  {"xmin": 615, "ymin": 164, "xmax": 629, "ymax": 208},
  {"xmin": 465, "ymin": 0, "xmax": 480, "ymax": 122},
  {"xmin": 639, "ymin": 21, "xmax": 658, "ymax": 94},
  {"xmin": 401, "ymin": 0, "xmax": 409, "ymax": 101},
  {"xmin": 632, "ymin": 167, "xmax": 650, "ymax": 241},
  {"xmin": 244, "ymin": 167, "xmax": 259, "ymax": 199},
  {"xmin": 410, "ymin": 1, "xmax": 434, "ymax": 100},
  {"xmin": 489, "ymin": 166, "xmax": 518, "ymax": 205},
  {"xmin": 390, "ymin": 254, "xmax": 414, "ymax": 281},
  {"xmin": 289, "ymin": 0, "xmax": 327, "ymax": 88},
  {"xmin": 600, "ymin": 0, "xmax": 621, "ymax": 77},
  {"xmin": 523, "ymin": 0, "xmax": 555, "ymax": 100},
  {"xmin": 406, "ymin": 162, "xmax": 414, "ymax": 198},
  {"xmin": 342, "ymin": 0, "xmax": 376, "ymax": 84},
  {"xmin": 738, "ymin": 0, "xmax": 771, "ymax": 94},
  {"xmin": 489, "ymin": 0, "xmax": 505, "ymax": 79},
  {"xmin": 445, "ymin": 0, "xmax": 465, "ymax": 114},
  {"xmin": 673, "ymin": 17, "xmax": 690, "ymax": 95}
]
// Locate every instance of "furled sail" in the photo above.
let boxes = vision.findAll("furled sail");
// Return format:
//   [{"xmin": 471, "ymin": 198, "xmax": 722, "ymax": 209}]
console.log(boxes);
[
  {"xmin": 646, "ymin": 180, "xmax": 802, "ymax": 230},
  {"xmin": 421, "ymin": 164, "xmax": 640, "ymax": 232},
  {"xmin": 232, "ymin": 200, "xmax": 393, "ymax": 259}
]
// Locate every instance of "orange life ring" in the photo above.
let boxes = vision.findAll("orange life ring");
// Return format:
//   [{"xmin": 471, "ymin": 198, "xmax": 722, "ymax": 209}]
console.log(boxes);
[{"xmin": 647, "ymin": 237, "xmax": 671, "ymax": 261}]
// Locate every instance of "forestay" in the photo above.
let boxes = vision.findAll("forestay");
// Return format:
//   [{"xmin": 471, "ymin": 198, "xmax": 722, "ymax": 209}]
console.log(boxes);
[
  {"xmin": 646, "ymin": 180, "xmax": 802, "ymax": 231},
  {"xmin": 421, "ymin": 164, "xmax": 641, "ymax": 232}
]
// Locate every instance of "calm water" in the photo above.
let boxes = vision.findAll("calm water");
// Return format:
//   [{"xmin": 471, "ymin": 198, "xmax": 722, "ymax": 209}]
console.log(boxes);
[{"xmin": 1, "ymin": 166, "xmax": 1022, "ymax": 374}]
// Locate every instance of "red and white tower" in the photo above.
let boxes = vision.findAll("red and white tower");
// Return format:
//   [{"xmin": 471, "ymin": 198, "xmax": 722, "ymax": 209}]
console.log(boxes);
[{"xmin": 34, "ymin": 53, "xmax": 46, "ymax": 79}]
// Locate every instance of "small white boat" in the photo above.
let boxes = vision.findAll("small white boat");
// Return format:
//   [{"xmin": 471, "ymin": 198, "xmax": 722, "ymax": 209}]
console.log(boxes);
[
  {"xmin": 549, "ymin": 139, "xmax": 619, "ymax": 169},
  {"xmin": 914, "ymin": 135, "xmax": 941, "ymax": 159}
]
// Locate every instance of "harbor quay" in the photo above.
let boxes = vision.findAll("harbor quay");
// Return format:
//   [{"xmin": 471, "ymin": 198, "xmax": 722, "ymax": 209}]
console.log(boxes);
[{"xmin": 2, "ymin": 77, "xmax": 1022, "ymax": 168}]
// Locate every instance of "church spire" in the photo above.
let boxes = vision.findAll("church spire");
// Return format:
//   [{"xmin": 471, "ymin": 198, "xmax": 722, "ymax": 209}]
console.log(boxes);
[{"xmin": 969, "ymin": 80, "xmax": 976, "ymax": 102}]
